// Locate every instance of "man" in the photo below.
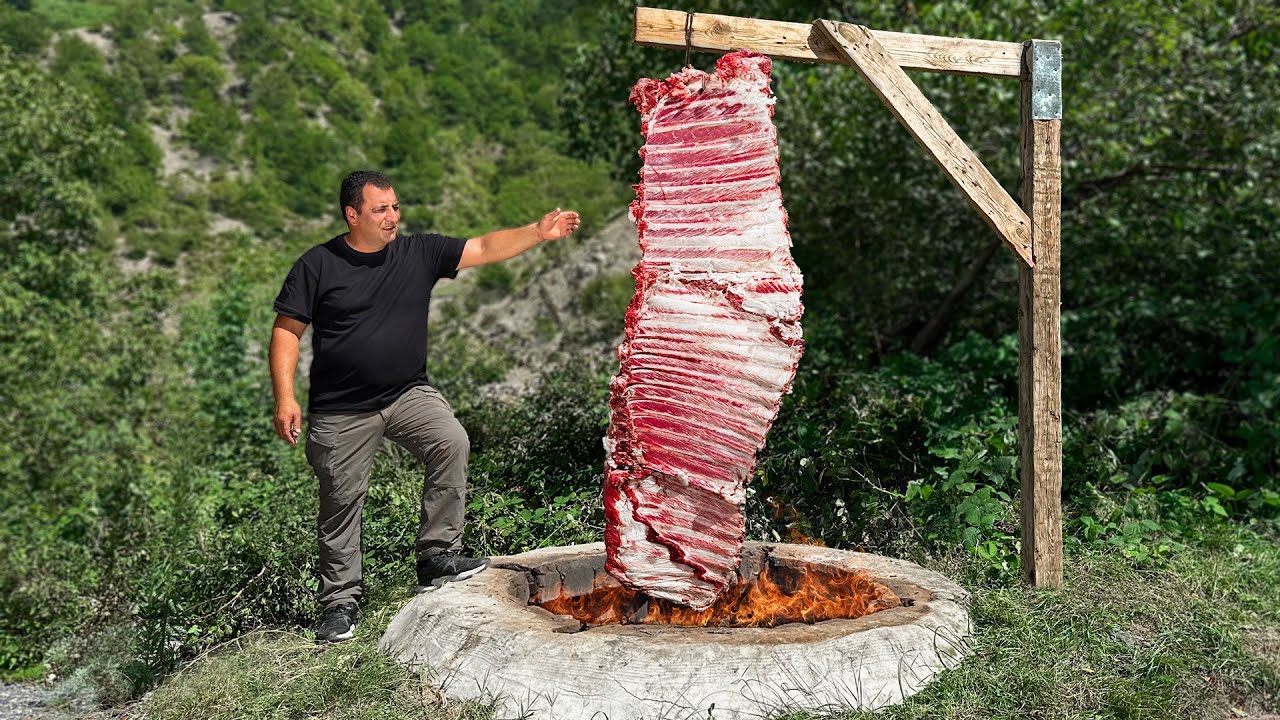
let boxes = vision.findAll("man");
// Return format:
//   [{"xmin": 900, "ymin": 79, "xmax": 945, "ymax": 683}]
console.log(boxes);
[{"xmin": 270, "ymin": 170, "xmax": 580, "ymax": 643}]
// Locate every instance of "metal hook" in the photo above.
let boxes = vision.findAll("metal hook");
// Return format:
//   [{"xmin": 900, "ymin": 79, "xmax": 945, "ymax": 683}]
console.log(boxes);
[{"xmin": 684, "ymin": 12, "xmax": 695, "ymax": 67}]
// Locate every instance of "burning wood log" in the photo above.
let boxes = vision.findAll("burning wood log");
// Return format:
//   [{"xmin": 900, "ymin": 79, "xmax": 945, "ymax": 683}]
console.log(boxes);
[{"xmin": 538, "ymin": 548, "xmax": 901, "ymax": 629}]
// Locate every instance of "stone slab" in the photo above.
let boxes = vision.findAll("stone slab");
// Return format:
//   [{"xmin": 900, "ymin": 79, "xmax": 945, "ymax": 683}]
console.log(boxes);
[{"xmin": 379, "ymin": 543, "xmax": 972, "ymax": 719}]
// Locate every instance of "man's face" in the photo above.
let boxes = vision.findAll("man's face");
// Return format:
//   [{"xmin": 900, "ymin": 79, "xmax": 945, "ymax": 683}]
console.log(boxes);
[{"xmin": 349, "ymin": 184, "xmax": 400, "ymax": 242}]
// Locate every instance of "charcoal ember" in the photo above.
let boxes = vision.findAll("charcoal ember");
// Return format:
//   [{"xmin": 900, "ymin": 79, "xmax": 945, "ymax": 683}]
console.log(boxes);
[{"xmin": 603, "ymin": 51, "xmax": 804, "ymax": 610}]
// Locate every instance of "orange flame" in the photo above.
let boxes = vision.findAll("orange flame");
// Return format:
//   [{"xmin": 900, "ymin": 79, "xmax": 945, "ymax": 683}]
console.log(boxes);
[{"xmin": 537, "ymin": 564, "xmax": 900, "ymax": 628}]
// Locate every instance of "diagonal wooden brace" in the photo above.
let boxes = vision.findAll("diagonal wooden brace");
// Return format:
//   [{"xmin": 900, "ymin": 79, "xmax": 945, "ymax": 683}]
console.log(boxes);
[{"xmin": 813, "ymin": 20, "xmax": 1034, "ymax": 267}]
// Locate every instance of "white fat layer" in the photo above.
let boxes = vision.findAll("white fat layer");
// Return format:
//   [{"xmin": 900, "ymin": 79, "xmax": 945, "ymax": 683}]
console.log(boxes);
[
  {"xmin": 641, "ymin": 242, "xmax": 789, "ymax": 259},
  {"xmin": 625, "ymin": 401, "xmax": 762, "ymax": 449},
  {"xmin": 634, "ymin": 474, "xmax": 746, "ymax": 523},
  {"xmin": 642, "ymin": 160, "xmax": 777, "ymax": 184},
  {"xmin": 629, "ymin": 335, "xmax": 798, "ymax": 374},
  {"xmin": 632, "ymin": 319, "xmax": 782, "ymax": 343},
  {"xmin": 649, "ymin": 86, "xmax": 774, "ymax": 132},
  {"xmin": 647, "ymin": 113, "xmax": 771, "ymax": 135},
  {"xmin": 640, "ymin": 227, "xmax": 789, "ymax": 251},
  {"xmin": 609, "ymin": 480, "xmax": 721, "ymax": 603},
  {"xmin": 642, "ymin": 152, "xmax": 776, "ymax": 178},
  {"xmin": 640, "ymin": 258, "xmax": 796, "ymax": 274},
  {"xmin": 626, "ymin": 350, "xmax": 792, "ymax": 391},
  {"xmin": 625, "ymin": 343, "xmax": 783, "ymax": 376},
  {"xmin": 638, "ymin": 196, "xmax": 777, "ymax": 211},
  {"xmin": 652, "ymin": 91, "xmax": 771, "ymax": 119},
  {"xmin": 639, "ymin": 429, "xmax": 753, "ymax": 475},
  {"xmin": 737, "ymin": 291, "xmax": 802, "ymax": 318},
  {"xmin": 620, "ymin": 372, "xmax": 778, "ymax": 418},
  {"xmin": 619, "ymin": 359, "xmax": 789, "ymax": 413},
  {"xmin": 640, "ymin": 453, "xmax": 746, "ymax": 500},
  {"xmin": 633, "ymin": 299, "xmax": 772, "ymax": 329},
  {"xmin": 642, "ymin": 285, "xmax": 802, "ymax": 321},
  {"xmin": 642, "ymin": 135, "xmax": 776, "ymax": 159},
  {"xmin": 645, "ymin": 171, "xmax": 778, "ymax": 191},
  {"xmin": 644, "ymin": 212, "xmax": 786, "ymax": 234}
]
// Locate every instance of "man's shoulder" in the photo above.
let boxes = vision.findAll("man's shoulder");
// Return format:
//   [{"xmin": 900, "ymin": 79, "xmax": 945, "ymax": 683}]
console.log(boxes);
[
  {"xmin": 312, "ymin": 234, "xmax": 346, "ymax": 254},
  {"xmin": 294, "ymin": 235, "xmax": 344, "ymax": 266}
]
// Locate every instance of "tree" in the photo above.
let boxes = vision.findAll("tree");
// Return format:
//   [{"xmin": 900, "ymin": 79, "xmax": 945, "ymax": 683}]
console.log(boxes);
[
  {"xmin": 0, "ymin": 4, "xmax": 47, "ymax": 56},
  {"xmin": 0, "ymin": 49, "xmax": 117, "ymax": 255}
]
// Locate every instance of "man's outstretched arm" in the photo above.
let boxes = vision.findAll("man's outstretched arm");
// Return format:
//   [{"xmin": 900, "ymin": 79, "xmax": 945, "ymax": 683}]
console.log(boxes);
[
  {"xmin": 457, "ymin": 208, "xmax": 581, "ymax": 270},
  {"xmin": 270, "ymin": 314, "xmax": 308, "ymax": 445}
]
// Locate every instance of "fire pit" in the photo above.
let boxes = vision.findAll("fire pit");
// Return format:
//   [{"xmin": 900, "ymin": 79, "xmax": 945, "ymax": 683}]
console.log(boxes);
[{"xmin": 379, "ymin": 542, "xmax": 971, "ymax": 719}]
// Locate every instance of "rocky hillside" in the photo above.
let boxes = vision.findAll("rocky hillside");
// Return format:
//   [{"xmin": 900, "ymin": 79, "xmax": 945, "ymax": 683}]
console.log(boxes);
[{"xmin": 431, "ymin": 209, "xmax": 641, "ymax": 400}]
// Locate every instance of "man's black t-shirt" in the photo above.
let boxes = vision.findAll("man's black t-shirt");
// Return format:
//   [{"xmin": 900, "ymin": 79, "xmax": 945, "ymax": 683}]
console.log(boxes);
[{"xmin": 273, "ymin": 232, "xmax": 467, "ymax": 414}]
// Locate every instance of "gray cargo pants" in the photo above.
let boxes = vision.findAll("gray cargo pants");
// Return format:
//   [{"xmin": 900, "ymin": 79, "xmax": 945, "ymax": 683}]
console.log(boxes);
[{"xmin": 305, "ymin": 384, "xmax": 468, "ymax": 610}]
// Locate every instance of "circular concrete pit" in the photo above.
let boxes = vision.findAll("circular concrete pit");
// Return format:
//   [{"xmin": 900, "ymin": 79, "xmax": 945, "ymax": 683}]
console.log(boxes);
[{"xmin": 379, "ymin": 542, "xmax": 972, "ymax": 719}]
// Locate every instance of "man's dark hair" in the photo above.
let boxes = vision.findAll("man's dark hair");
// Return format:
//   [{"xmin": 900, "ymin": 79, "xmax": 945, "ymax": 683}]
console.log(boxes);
[{"xmin": 339, "ymin": 170, "xmax": 392, "ymax": 220}]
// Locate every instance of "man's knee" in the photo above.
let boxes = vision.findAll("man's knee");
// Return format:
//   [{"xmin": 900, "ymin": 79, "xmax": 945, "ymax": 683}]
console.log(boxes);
[
  {"xmin": 320, "ymin": 480, "xmax": 367, "ymax": 509},
  {"xmin": 439, "ymin": 420, "xmax": 469, "ymax": 462}
]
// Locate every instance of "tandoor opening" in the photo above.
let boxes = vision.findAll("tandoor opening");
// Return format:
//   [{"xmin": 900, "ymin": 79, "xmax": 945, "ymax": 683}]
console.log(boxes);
[{"xmin": 533, "ymin": 558, "xmax": 903, "ymax": 629}]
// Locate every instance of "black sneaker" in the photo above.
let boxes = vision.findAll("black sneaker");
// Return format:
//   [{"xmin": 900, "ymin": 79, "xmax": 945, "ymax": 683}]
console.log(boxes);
[
  {"xmin": 316, "ymin": 601, "xmax": 358, "ymax": 642},
  {"xmin": 415, "ymin": 551, "xmax": 490, "ymax": 592}
]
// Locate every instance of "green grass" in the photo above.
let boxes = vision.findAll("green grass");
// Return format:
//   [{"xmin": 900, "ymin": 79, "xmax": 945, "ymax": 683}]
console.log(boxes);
[
  {"xmin": 31, "ymin": 0, "xmax": 114, "ymax": 29},
  {"xmin": 142, "ymin": 605, "xmax": 501, "ymax": 720},
  {"xmin": 136, "ymin": 521, "xmax": 1280, "ymax": 720},
  {"xmin": 834, "ymin": 522, "xmax": 1280, "ymax": 720}
]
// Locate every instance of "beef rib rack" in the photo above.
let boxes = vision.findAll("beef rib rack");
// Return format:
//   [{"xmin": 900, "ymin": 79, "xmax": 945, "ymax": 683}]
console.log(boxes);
[{"xmin": 603, "ymin": 51, "xmax": 804, "ymax": 609}]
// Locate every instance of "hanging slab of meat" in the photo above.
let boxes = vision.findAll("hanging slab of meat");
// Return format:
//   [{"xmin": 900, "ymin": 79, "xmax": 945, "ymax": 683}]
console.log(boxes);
[{"xmin": 604, "ymin": 51, "xmax": 804, "ymax": 609}]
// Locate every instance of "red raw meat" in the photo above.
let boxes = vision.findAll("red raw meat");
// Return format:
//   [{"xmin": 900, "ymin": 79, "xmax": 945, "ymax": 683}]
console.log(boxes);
[{"xmin": 604, "ymin": 51, "xmax": 804, "ymax": 609}]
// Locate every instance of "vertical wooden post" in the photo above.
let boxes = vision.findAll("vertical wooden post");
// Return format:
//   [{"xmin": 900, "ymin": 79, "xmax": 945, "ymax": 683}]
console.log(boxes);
[{"xmin": 1018, "ymin": 39, "xmax": 1063, "ymax": 588}]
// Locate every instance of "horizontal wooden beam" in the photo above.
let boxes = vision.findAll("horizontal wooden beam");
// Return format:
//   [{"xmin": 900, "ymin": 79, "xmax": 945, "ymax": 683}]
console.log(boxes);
[
  {"xmin": 634, "ymin": 7, "xmax": 1023, "ymax": 79},
  {"xmin": 813, "ymin": 20, "xmax": 1034, "ymax": 267}
]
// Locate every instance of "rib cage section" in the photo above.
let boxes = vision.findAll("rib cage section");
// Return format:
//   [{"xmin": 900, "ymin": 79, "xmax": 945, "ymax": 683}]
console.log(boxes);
[{"xmin": 604, "ymin": 51, "xmax": 805, "ymax": 609}]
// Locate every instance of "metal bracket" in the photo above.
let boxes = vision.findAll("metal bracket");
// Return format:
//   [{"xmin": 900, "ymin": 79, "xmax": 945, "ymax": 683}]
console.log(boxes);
[{"xmin": 1028, "ymin": 40, "xmax": 1062, "ymax": 120}]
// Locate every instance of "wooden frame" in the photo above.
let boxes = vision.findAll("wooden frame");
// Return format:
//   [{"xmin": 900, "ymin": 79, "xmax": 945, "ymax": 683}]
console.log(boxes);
[
  {"xmin": 635, "ymin": 7, "xmax": 1064, "ymax": 588},
  {"xmin": 634, "ymin": 8, "xmax": 1023, "ymax": 77}
]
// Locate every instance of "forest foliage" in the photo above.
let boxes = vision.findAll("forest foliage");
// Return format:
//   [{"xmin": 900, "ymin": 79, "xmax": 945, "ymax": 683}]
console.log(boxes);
[{"xmin": 0, "ymin": 0, "xmax": 1276, "ymax": 710}]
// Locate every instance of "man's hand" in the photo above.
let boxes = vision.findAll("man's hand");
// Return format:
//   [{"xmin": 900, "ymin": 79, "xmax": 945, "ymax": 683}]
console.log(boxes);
[
  {"xmin": 270, "ymin": 314, "xmax": 306, "ymax": 445},
  {"xmin": 537, "ymin": 208, "xmax": 581, "ymax": 242},
  {"xmin": 275, "ymin": 399, "xmax": 303, "ymax": 445}
]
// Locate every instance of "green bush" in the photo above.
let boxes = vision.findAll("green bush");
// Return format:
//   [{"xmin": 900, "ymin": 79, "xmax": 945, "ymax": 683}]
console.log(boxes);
[
  {"xmin": 0, "ymin": 49, "xmax": 117, "ymax": 252},
  {"xmin": 0, "ymin": 5, "xmax": 49, "ymax": 56},
  {"xmin": 180, "ymin": 9, "xmax": 219, "ymax": 58},
  {"xmin": 175, "ymin": 54, "xmax": 226, "ymax": 101},
  {"xmin": 327, "ymin": 76, "xmax": 374, "ymax": 120},
  {"xmin": 117, "ymin": 36, "xmax": 168, "ymax": 99},
  {"xmin": 50, "ymin": 32, "xmax": 109, "ymax": 93},
  {"xmin": 460, "ymin": 359, "xmax": 612, "ymax": 555},
  {"xmin": 577, "ymin": 271, "xmax": 634, "ymax": 327},
  {"xmin": 246, "ymin": 113, "xmax": 348, "ymax": 217},
  {"xmin": 184, "ymin": 95, "xmax": 241, "ymax": 160},
  {"xmin": 472, "ymin": 262, "xmax": 515, "ymax": 299},
  {"xmin": 227, "ymin": 2, "xmax": 285, "ymax": 72}
]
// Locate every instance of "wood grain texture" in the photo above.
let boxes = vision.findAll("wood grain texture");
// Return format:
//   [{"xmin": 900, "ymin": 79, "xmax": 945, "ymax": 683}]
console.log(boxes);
[
  {"xmin": 813, "ymin": 20, "xmax": 1034, "ymax": 267},
  {"xmin": 634, "ymin": 7, "xmax": 1023, "ymax": 78},
  {"xmin": 1018, "ymin": 43, "xmax": 1064, "ymax": 589}
]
